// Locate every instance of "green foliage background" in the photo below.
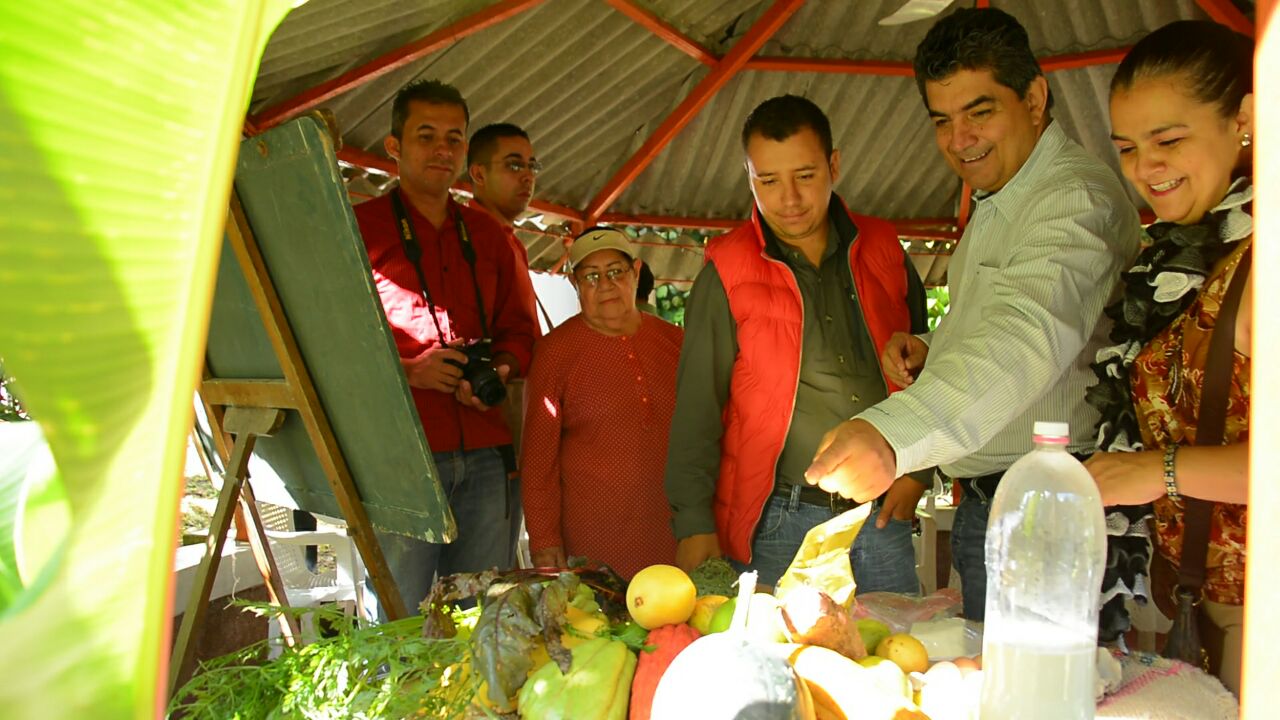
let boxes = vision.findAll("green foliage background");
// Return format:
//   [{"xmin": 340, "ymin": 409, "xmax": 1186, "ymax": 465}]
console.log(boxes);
[{"xmin": 926, "ymin": 286, "xmax": 951, "ymax": 331}]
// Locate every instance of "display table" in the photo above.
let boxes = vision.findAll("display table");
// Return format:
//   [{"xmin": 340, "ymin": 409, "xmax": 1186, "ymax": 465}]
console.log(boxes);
[{"xmin": 1098, "ymin": 651, "xmax": 1237, "ymax": 719}]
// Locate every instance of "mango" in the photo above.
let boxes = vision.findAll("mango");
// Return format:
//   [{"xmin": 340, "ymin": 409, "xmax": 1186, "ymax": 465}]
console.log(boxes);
[
  {"xmin": 689, "ymin": 594, "xmax": 730, "ymax": 634},
  {"xmin": 875, "ymin": 633, "xmax": 930, "ymax": 675},
  {"xmin": 855, "ymin": 618, "xmax": 892, "ymax": 655},
  {"xmin": 708, "ymin": 597, "xmax": 737, "ymax": 633}
]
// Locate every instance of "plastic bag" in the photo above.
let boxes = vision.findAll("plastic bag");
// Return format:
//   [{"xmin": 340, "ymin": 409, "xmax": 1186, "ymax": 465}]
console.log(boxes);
[{"xmin": 851, "ymin": 589, "xmax": 964, "ymax": 633}]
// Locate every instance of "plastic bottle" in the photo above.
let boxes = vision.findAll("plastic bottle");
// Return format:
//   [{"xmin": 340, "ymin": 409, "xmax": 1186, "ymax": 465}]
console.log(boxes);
[{"xmin": 979, "ymin": 421, "xmax": 1106, "ymax": 720}]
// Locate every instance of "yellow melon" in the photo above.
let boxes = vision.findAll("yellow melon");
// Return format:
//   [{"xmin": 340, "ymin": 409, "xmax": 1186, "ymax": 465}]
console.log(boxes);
[{"xmin": 626, "ymin": 564, "xmax": 698, "ymax": 629}]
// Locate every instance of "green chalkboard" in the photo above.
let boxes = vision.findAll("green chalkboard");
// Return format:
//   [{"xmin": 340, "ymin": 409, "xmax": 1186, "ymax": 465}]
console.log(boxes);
[{"xmin": 204, "ymin": 116, "xmax": 454, "ymax": 542}]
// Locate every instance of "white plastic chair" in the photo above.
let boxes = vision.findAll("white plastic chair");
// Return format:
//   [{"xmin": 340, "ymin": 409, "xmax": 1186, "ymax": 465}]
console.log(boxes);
[{"xmin": 256, "ymin": 503, "xmax": 367, "ymax": 649}]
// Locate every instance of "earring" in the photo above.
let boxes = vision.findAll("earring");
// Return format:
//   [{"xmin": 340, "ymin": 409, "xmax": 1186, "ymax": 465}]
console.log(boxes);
[{"xmin": 1241, "ymin": 132, "xmax": 1252, "ymax": 148}]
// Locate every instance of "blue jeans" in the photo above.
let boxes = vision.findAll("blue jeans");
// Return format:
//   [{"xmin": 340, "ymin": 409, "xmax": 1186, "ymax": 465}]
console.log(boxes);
[
  {"xmin": 950, "ymin": 492, "xmax": 992, "ymax": 621},
  {"xmin": 364, "ymin": 446, "xmax": 520, "ymax": 619},
  {"xmin": 734, "ymin": 489, "xmax": 919, "ymax": 595}
]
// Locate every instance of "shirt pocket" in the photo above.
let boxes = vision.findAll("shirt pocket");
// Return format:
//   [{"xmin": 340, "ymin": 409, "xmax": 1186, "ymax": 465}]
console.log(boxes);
[{"xmin": 953, "ymin": 263, "xmax": 1002, "ymax": 336}]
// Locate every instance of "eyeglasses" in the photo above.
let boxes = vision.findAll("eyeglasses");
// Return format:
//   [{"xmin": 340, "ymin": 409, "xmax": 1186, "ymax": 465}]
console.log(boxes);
[
  {"xmin": 493, "ymin": 159, "xmax": 543, "ymax": 176},
  {"xmin": 577, "ymin": 266, "xmax": 632, "ymax": 288}
]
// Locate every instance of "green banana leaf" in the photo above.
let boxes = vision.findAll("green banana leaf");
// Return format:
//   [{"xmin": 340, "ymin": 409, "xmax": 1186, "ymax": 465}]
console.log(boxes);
[
  {"xmin": 0, "ymin": 1, "xmax": 296, "ymax": 717},
  {"xmin": 0, "ymin": 422, "xmax": 69, "ymax": 616}
]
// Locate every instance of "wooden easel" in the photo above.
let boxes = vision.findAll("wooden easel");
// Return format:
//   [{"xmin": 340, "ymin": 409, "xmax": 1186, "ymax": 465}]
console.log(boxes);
[{"xmin": 169, "ymin": 193, "xmax": 407, "ymax": 695}]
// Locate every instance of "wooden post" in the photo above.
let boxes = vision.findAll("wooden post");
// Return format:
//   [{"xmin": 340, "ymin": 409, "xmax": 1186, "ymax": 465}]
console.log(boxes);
[{"xmin": 169, "ymin": 407, "xmax": 293, "ymax": 695}]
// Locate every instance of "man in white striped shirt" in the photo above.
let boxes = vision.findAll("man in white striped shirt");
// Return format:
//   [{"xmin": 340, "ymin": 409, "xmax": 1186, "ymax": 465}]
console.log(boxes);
[{"xmin": 805, "ymin": 7, "xmax": 1141, "ymax": 619}]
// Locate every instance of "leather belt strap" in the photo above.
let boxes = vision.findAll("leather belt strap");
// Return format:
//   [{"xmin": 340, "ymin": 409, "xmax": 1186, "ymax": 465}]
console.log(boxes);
[{"xmin": 1178, "ymin": 248, "xmax": 1251, "ymax": 594}]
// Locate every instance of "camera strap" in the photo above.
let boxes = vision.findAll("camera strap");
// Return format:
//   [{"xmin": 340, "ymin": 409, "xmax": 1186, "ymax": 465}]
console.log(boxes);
[{"xmin": 389, "ymin": 190, "xmax": 493, "ymax": 342}]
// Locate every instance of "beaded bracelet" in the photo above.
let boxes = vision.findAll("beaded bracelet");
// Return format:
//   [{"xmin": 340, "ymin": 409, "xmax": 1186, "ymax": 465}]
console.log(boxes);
[{"xmin": 1163, "ymin": 445, "xmax": 1180, "ymax": 500}]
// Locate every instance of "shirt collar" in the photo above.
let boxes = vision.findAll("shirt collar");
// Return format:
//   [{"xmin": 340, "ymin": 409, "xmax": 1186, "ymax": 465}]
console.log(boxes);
[
  {"xmin": 758, "ymin": 196, "xmax": 851, "ymax": 266},
  {"xmin": 396, "ymin": 186, "xmax": 459, "ymax": 231},
  {"xmin": 973, "ymin": 120, "xmax": 1067, "ymax": 217}
]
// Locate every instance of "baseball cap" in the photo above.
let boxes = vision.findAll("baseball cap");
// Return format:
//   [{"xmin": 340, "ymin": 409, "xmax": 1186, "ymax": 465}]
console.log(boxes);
[{"xmin": 568, "ymin": 227, "xmax": 635, "ymax": 269}]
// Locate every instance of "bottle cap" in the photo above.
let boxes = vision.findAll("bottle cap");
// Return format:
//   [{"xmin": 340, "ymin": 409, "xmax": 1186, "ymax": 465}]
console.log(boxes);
[{"xmin": 1032, "ymin": 421, "xmax": 1070, "ymax": 444}]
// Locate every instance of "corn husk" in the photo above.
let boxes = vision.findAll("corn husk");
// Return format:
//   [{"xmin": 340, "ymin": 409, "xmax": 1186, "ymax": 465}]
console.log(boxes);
[{"xmin": 774, "ymin": 504, "xmax": 872, "ymax": 608}]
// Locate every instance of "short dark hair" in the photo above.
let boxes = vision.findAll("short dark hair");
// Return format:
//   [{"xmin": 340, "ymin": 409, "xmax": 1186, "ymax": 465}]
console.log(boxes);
[
  {"xmin": 467, "ymin": 123, "xmax": 531, "ymax": 168},
  {"xmin": 741, "ymin": 95, "xmax": 834, "ymax": 158},
  {"xmin": 1111, "ymin": 20, "xmax": 1254, "ymax": 120},
  {"xmin": 635, "ymin": 261, "xmax": 655, "ymax": 302},
  {"xmin": 390, "ymin": 79, "xmax": 469, "ymax": 139},
  {"xmin": 913, "ymin": 8, "xmax": 1052, "ymax": 110}
]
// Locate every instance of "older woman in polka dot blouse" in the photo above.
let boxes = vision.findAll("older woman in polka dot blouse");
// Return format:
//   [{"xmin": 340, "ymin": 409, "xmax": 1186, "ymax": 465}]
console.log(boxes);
[{"xmin": 520, "ymin": 227, "xmax": 683, "ymax": 579}]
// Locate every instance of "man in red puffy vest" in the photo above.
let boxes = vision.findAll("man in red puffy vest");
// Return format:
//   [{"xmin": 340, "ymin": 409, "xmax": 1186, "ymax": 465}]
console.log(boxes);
[{"xmin": 664, "ymin": 95, "xmax": 929, "ymax": 590}]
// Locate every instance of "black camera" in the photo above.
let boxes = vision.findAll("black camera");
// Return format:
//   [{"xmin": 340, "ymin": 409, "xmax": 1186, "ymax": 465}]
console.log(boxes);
[{"xmin": 448, "ymin": 339, "xmax": 507, "ymax": 407}]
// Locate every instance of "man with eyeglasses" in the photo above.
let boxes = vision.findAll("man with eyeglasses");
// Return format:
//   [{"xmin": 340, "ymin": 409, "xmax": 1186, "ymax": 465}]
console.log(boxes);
[
  {"xmin": 353, "ymin": 80, "xmax": 539, "ymax": 617},
  {"xmin": 467, "ymin": 123, "xmax": 542, "ymax": 272},
  {"xmin": 521, "ymin": 227, "xmax": 683, "ymax": 578},
  {"xmin": 665, "ymin": 95, "xmax": 929, "ymax": 593}
]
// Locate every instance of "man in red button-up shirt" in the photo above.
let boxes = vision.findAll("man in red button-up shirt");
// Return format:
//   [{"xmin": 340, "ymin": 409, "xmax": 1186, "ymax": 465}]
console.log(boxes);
[
  {"xmin": 355, "ymin": 79, "xmax": 538, "ymax": 616},
  {"xmin": 467, "ymin": 122, "xmax": 538, "ymax": 275}
]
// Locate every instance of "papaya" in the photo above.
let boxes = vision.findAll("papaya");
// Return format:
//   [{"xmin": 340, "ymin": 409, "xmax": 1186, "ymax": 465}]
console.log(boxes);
[{"xmin": 785, "ymin": 644, "xmax": 927, "ymax": 720}]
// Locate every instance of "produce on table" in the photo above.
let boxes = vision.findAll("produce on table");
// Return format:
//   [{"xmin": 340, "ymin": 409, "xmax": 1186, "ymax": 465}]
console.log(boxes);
[
  {"xmin": 855, "ymin": 656, "xmax": 912, "ymax": 701},
  {"xmin": 918, "ymin": 660, "xmax": 984, "ymax": 719},
  {"xmin": 952, "ymin": 655, "xmax": 981, "ymax": 675},
  {"xmin": 629, "ymin": 623, "xmax": 703, "ymax": 720},
  {"xmin": 650, "ymin": 570, "xmax": 815, "ymax": 720},
  {"xmin": 785, "ymin": 644, "xmax": 928, "ymax": 720},
  {"xmin": 167, "ymin": 604, "xmax": 478, "ymax": 720},
  {"xmin": 743, "ymin": 592, "xmax": 790, "ymax": 643},
  {"xmin": 689, "ymin": 556, "xmax": 738, "ymax": 597},
  {"xmin": 875, "ymin": 633, "xmax": 931, "ymax": 675},
  {"xmin": 707, "ymin": 596, "xmax": 737, "ymax": 634},
  {"xmin": 773, "ymin": 504, "xmax": 871, "ymax": 608},
  {"xmin": 563, "ymin": 602, "xmax": 609, "ymax": 649},
  {"xmin": 778, "ymin": 586, "xmax": 867, "ymax": 660},
  {"xmin": 649, "ymin": 632, "xmax": 815, "ymax": 719},
  {"xmin": 688, "ymin": 594, "xmax": 730, "ymax": 634},
  {"xmin": 706, "ymin": 594, "xmax": 788, "ymax": 639},
  {"xmin": 626, "ymin": 564, "xmax": 697, "ymax": 630},
  {"xmin": 609, "ymin": 620, "xmax": 652, "ymax": 652},
  {"xmin": 419, "ymin": 564, "xmax": 629, "ymax": 716},
  {"xmin": 856, "ymin": 617, "xmax": 893, "ymax": 655},
  {"xmin": 518, "ymin": 636, "xmax": 638, "ymax": 720}
]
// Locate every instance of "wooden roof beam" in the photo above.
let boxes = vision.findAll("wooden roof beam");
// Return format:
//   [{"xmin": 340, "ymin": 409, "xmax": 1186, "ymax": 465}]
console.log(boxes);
[
  {"xmin": 583, "ymin": 0, "xmax": 807, "ymax": 224},
  {"xmin": 249, "ymin": 0, "xmax": 546, "ymax": 131},
  {"xmin": 1195, "ymin": 0, "xmax": 1255, "ymax": 36}
]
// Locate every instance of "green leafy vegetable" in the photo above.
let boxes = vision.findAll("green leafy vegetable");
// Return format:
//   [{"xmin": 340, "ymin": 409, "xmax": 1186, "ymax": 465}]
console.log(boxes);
[
  {"xmin": 168, "ymin": 604, "xmax": 477, "ymax": 720},
  {"xmin": 689, "ymin": 557, "xmax": 738, "ymax": 597},
  {"xmin": 607, "ymin": 621, "xmax": 653, "ymax": 654},
  {"xmin": 420, "ymin": 565, "xmax": 629, "ymax": 715}
]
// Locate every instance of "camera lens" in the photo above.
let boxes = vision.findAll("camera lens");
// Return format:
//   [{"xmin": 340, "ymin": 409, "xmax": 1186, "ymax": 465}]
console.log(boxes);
[{"xmin": 468, "ymin": 366, "xmax": 507, "ymax": 407}]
